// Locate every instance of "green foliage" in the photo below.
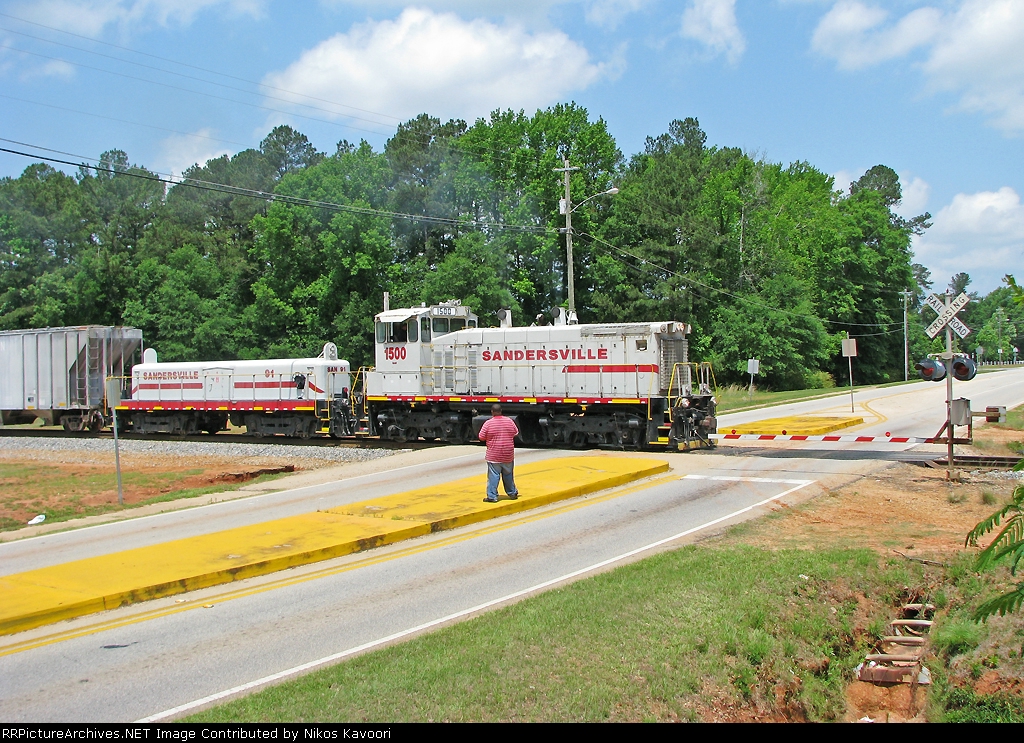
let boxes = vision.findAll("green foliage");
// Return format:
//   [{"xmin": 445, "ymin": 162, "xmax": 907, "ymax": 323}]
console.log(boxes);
[
  {"xmin": 930, "ymin": 617, "xmax": 982, "ymax": 658},
  {"xmin": 941, "ymin": 688, "xmax": 1024, "ymax": 723},
  {"xmin": 967, "ymin": 462, "xmax": 1024, "ymax": 620}
]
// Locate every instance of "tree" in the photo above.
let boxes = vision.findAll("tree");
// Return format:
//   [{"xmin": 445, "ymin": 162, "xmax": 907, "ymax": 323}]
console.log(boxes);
[
  {"xmin": 849, "ymin": 164, "xmax": 901, "ymax": 208},
  {"xmin": 260, "ymin": 126, "xmax": 324, "ymax": 181},
  {"xmin": 949, "ymin": 272, "xmax": 974, "ymax": 298}
]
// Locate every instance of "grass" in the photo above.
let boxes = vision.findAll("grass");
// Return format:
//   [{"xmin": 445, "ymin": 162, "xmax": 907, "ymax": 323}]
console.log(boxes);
[
  {"xmin": 187, "ymin": 546, "xmax": 919, "ymax": 723},
  {"xmin": 998, "ymin": 405, "xmax": 1024, "ymax": 431},
  {"xmin": 939, "ymin": 689, "xmax": 1024, "ymax": 723},
  {"xmin": 0, "ymin": 463, "xmax": 287, "ymax": 531}
]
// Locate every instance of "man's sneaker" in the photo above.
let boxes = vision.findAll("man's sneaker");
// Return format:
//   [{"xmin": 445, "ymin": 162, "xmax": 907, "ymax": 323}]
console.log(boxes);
[
  {"xmin": 483, "ymin": 497, "xmax": 498, "ymax": 503},
  {"xmin": 507, "ymin": 493, "xmax": 519, "ymax": 500}
]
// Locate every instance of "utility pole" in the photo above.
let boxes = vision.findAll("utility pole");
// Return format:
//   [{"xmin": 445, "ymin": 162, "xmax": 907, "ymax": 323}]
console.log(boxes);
[
  {"xmin": 944, "ymin": 290, "xmax": 956, "ymax": 481},
  {"xmin": 902, "ymin": 290, "xmax": 913, "ymax": 382},
  {"xmin": 554, "ymin": 158, "xmax": 580, "ymax": 314}
]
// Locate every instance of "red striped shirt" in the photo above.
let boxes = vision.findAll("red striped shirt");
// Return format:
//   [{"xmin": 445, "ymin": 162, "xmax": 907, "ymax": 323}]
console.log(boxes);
[{"xmin": 478, "ymin": 415, "xmax": 519, "ymax": 462}]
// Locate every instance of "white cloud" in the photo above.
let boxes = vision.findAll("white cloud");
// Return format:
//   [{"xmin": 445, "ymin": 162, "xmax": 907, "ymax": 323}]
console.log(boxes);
[
  {"xmin": 321, "ymin": 1, "xmax": 649, "ymax": 27},
  {"xmin": 157, "ymin": 129, "xmax": 232, "ymax": 179},
  {"xmin": 7, "ymin": 0, "xmax": 265, "ymax": 36},
  {"xmin": 895, "ymin": 175, "xmax": 930, "ymax": 218},
  {"xmin": 680, "ymin": 0, "xmax": 745, "ymax": 64},
  {"xmin": 812, "ymin": 0, "xmax": 1024, "ymax": 134},
  {"xmin": 831, "ymin": 168, "xmax": 856, "ymax": 195},
  {"xmin": 585, "ymin": 0, "xmax": 650, "ymax": 29},
  {"xmin": 913, "ymin": 187, "xmax": 1024, "ymax": 294},
  {"xmin": 262, "ymin": 8, "xmax": 612, "ymax": 124},
  {"xmin": 811, "ymin": 1, "xmax": 941, "ymax": 70},
  {"xmin": 923, "ymin": 0, "xmax": 1024, "ymax": 133},
  {"xmin": 19, "ymin": 58, "xmax": 76, "ymax": 80}
]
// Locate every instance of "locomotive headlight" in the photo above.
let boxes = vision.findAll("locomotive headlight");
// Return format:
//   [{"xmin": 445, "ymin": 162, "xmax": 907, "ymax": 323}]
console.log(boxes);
[{"xmin": 679, "ymin": 398, "xmax": 691, "ymax": 408}]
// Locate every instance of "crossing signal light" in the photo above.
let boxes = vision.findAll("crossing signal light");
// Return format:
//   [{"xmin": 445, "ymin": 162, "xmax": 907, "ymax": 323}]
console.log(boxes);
[
  {"xmin": 951, "ymin": 357, "xmax": 977, "ymax": 381},
  {"xmin": 915, "ymin": 358, "xmax": 946, "ymax": 382}
]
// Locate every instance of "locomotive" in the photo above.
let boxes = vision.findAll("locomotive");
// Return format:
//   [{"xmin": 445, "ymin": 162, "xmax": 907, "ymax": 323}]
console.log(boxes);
[
  {"xmin": 363, "ymin": 301, "xmax": 717, "ymax": 450},
  {"xmin": 121, "ymin": 344, "xmax": 357, "ymax": 437}
]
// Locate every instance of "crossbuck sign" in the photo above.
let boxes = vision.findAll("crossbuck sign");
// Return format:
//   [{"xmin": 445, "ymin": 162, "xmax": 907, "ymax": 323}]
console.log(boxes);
[{"xmin": 925, "ymin": 292, "xmax": 972, "ymax": 340}]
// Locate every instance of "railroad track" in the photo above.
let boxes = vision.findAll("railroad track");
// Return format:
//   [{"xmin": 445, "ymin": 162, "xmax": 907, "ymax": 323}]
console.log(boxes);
[
  {"xmin": 900, "ymin": 453, "xmax": 1023, "ymax": 469},
  {"xmin": 0, "ymin": 427, "xmax": 443, "ymax": 450}
]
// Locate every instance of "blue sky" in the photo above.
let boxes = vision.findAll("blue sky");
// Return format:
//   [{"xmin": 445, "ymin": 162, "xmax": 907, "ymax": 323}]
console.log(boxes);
[{"xmin": 0, "ymin": 0, "xmax": 1021, "ymax": 296}]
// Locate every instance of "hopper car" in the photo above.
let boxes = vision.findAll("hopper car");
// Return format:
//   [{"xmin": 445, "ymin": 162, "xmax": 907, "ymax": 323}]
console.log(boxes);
[{"xmin": 0, "ymin": 326, "xmax": 142, "ymax": 431}]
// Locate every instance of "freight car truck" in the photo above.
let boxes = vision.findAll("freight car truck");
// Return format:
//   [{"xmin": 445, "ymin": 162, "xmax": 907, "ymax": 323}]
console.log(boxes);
[{"xmin": 0, "ymin": 326, "xmax": 143, "ymax": 431}]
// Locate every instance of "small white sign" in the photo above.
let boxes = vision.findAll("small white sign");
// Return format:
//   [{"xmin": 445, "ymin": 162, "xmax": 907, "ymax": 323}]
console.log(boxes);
[
  {"xmin": 747, "ymin": 358, "xmax": 760, "ymax": 375},
  {"xmin": 104, "ymin": 379, "xmax": 122, "ymax": 409},
  {"xmin": 842, "ymin": 338, "xmax": 858, "ymax": 357}
]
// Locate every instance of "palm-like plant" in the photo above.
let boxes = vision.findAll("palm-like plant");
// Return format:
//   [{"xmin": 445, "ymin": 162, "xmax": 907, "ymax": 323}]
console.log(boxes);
[{"xmin": 966, "ymin": 462, "xmax": 1024, "ymax": 620}]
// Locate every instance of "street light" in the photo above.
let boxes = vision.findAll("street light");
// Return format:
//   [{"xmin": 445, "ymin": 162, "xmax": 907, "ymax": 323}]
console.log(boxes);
[{"xmin": 554, "ymin": 157, "xmax": 618, "ymax": 320}]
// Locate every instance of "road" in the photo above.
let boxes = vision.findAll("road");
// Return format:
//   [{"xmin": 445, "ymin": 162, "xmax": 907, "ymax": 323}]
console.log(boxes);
[{"xmin": 2, "ymin": 367, "xmax": 1022, "ymax": 722}]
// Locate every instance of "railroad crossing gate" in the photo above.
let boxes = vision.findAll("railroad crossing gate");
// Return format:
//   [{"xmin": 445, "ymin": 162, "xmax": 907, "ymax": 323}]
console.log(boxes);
[{"xmin": 924, "ymin": 292, "xmax": 971, "ymax": 340}]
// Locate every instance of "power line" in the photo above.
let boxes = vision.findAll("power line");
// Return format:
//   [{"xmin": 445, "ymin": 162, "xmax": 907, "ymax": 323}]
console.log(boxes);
[
  {"xmin": 1, "ymin": 44, "xmax": 395, "ymax": 141},
  {"xmin": 0, "ymin": 12, "xmax": 606, "ymax": 163},
  {"xmin": 0, "ymin": 11, "xmax": 404, "ymax": 124},
  {"xmin": 576, "ymin": 230, "xmax": 906, "ymax": 330},
  {"xmin": 0, "ymin": 144, "xmax": 553, "ymax": 235},
  {"xmin": 0, "ymin": 25, "xmax": 400, "ymax": 131},
  {"xmin": 0, "ymin": 94, "xmax": 250, "ymax": 149}
]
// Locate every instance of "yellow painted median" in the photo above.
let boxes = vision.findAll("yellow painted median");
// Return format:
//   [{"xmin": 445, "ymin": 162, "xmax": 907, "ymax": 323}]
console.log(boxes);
[
  {"xmin": 725, "ymin": 415, "xmax": 863, "ymax": 436},
  {"xmin": 0, "ymin": 456, "xmax": 667, "ymax": 636}
]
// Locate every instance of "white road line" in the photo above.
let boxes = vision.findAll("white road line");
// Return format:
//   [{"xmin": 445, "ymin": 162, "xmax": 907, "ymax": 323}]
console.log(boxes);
[
  {"xmin": 683, "ymin": 475, "xmax": 814, "ymax": 485},
  {"xmin": 137, "ymin": 476, "xmax": 816, "ymax": 723}
]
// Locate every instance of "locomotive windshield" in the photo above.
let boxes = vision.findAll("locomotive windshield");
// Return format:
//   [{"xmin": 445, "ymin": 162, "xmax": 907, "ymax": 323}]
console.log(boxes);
[
  {"xmin": 431, "ymin": 317, "xmax": 476, "ymax": 336},
  {"xmin": 375, "ymin": 319, "xmax": 419, "ymax": 344}
]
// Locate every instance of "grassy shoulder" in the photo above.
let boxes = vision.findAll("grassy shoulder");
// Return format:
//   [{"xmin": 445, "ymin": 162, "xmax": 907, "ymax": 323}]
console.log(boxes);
[{"xmin": 188, "ymin": 546, "xmax": 919, "ymax": 723}]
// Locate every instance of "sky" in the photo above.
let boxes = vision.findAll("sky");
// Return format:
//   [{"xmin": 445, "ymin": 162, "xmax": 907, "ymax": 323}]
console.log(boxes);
[{"xmin": 0, "ymin": 0, "xmax": 1021, "ymax": 297}]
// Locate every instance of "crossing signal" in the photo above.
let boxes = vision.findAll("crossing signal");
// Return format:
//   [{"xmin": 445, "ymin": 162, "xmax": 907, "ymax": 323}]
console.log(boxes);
[
  {"xmin": 951, "ymin": 357, "xmax": 977, "ymax": 381},
  {"xmin": 915, "ymin": 358, "xmax": 946, "ymax": 382}
]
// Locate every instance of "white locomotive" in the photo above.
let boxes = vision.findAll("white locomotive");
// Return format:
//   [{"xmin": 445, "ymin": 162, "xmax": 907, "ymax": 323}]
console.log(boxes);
[
  {"xmin": 364, "ymin": 301, "xmax": 717, "ymax": 450},
  {"xmin": 122, "ymin": 344, "xmax": 355, "ymax": 437}
]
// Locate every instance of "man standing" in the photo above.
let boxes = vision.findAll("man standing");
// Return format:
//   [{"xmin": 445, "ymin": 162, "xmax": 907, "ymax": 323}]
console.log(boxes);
[{"xmin": 478, "ymin": 404, "xmax": 519, "ymax": 503}]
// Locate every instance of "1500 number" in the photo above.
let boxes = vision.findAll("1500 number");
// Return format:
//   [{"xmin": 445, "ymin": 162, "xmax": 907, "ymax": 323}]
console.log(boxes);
[{"xmin": 385, "ymin": 346, "xmax": 407, "ymax": 361}]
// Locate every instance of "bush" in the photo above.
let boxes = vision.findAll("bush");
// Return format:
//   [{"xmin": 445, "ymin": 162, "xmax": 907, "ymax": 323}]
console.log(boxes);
[{"xmin": 803, "ymin": 371, "xmax": 836, "ymax": 390}]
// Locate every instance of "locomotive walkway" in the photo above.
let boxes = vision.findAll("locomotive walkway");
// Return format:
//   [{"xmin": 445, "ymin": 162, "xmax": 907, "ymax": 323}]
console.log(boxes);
[{"xmin": 0, "ymin": 456, "xmax": 667, "ymax": 636}]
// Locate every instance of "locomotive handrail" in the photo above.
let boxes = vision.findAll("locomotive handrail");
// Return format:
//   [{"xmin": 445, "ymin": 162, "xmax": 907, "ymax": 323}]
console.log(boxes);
[{"xmin": 667, "ymin": 362, "xmax": 717, "ymax": 421}]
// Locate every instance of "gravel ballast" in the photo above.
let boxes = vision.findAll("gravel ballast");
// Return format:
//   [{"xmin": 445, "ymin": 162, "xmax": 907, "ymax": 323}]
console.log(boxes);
[{"xmin": 0, "ymin": 436, "xmax": 396, "ymax": 467}]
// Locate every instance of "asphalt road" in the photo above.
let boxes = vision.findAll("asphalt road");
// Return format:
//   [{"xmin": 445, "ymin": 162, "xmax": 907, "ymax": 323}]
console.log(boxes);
[{"xmin": 2, "ymin": 367, "xmax": 1022, "ymax": 722}]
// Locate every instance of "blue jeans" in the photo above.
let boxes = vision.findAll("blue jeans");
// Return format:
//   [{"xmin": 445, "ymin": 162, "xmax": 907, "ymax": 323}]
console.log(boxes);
[{"xmin": 486, "ymin": 461, "xmax": 517, "ymax": 499}]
